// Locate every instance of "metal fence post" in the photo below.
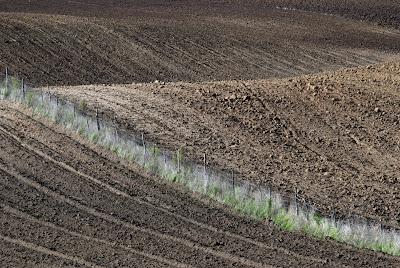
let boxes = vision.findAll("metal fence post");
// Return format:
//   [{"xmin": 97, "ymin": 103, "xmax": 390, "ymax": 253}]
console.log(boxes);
[
  {"xmin": 152, "ymin": 144, "xmax": 156, "ymax": 168},
  {"xmin": 294, "ymin": 187, "xmax": 299, "ymax": 216},
  {"xmin": 21, "ymin": 78, "xmax": 25, "ymax": 99},
  {"xmin": 258, "ymin": 185, "xmax": 262, "ymax": 202},
  {"xmin": 96, "ymin": 108, "xmax": 100, "ymax": 131},
  {"xmin": 163, "ymin": 150, "xmax": 167, "ymax": 168},
  {"xmin": 203, "ymin": 153, "xmax": 209, "ymax": 190},
  {"xmin": 177, "ymin": 150, "xmax": 181, "ymax": 173},
  {"xmin": 203, "ymin": 153, "xmax": 206, "ymax": 175},
  {"xmin": 142, "ymin": 133, "xmax": 146, "ymax": 166},
  {"xmin": 231, "ymin": 169, "xmax": 235, "ymax": 195},
  {"xmin": 114, "ymin": 129, "xmax": 118, "ymax": 142},
  {"xmin": 5, "ymin": 67, "xmax": 8, "ymax": 92}
]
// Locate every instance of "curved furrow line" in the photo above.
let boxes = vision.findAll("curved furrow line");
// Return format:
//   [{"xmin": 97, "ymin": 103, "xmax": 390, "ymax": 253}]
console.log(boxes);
[
  {"xmin": 0, "ymin": 121, "xmax": 293, "ymax": 267},
  {"xmin": 0, "ymin": 240, "xmax": 64, "ymax": 267},
  {"xmin": 9, "ymin": 16, "xmax": 118, "ymax": 81},
  {"xmin": 0, "ymin": 235, "xmax": 104, "ymax": 268},
  {"xmin": 0, "ymin": 170, "xmax": 202, "ymax": 268},
  {"xmin": 136, "ymin": 32, "xmax": 215, "ymax": 73},
  {"xmin": 0, "ymin": 163, "xmax": 271, "ymax": 268},
  {"xmin": 0, "ymin": 204, "xmax": 193, "ymax": 268},
  {"xmin": 0, "ymin": 108, "xmax": 345, "ymax": 266}
]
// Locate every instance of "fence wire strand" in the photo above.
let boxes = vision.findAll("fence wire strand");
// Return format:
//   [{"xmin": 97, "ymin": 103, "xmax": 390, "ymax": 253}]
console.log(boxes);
[{"xmin": 0, "ymin": 70, "xmax": 399, "ymax": 256}]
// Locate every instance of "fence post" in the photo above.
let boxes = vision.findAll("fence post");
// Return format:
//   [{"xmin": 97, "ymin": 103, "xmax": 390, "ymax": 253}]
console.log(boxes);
[
  {"xmin": 5, "ymin": 67, "xmax": 8, "ymax": 93},
  {"xmin": 294, "ymin": 187, "xmax": 299, "ymax": 216},
  {"xmin": 203, "ymin": 153, "xmax": 209, "ymax": 190},
  {"xmin": 203, "ymin": 153, "xmax": 206, "ymax": 175},
  {"xmin": 258, "ymin": 185, "xmax": 263, "ymax": 202},
  {"xmin": 268, "ymin": 185, "xmax": 272, "ymax": 199},
  {"xmin": 21, "ymin": 78, "xmax": 25, "ymax": 99},
  {"xmin": 231, "ymin": 169, "xmax": 235, "ymax": 196},
  {"xmin": 96, "ymin": 108, "xmax": 100, "ymax": 131},
  {"xmin": 177, "ymin": 149, "xmax": 181, "ymax": 173},
  {"xmin": 114, "ymin": 129, "xmax": 118, "ymax": 142},
  {"xmin": 142, "ymin": 133, "xmax": 146, "ymax": 166},
  {"xmin": 246, "ymin": 183, "xmax": 251, "ymax": 198},
  {"xmin": 152, "ymin": 144, "xmax": 156, "ymax": 167}
]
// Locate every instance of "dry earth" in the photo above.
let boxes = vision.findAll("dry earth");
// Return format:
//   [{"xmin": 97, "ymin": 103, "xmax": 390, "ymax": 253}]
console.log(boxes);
[
  {"xmin": 1, "ymin": 1, "xmax": 400, "ymax": 266},
  {"xmin": 2, "ymin": 101, "xmax": 399, "ymax": 267},
  {"xmin": 50, "ymin": 61, "xmax": 400, "ymax": 228},
  {"xmin": 1, "ymin": 1, "xmax": 400, "ymax": 86}
]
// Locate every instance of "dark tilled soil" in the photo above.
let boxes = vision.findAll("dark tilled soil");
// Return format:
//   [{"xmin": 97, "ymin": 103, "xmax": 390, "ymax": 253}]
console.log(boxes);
[
  {"xmin": 1, "ymin": 0, "xmax": 400, "ymax": 29},
  {"xmin": 252, "ymin": 0, "xmax": 400, "ymax": 29},
  {"xmin": 0, "ymin": 101, "xmax": 399, "ymax": 267},
  {"xmin": 50, "ymin": 61, "xmax": 400, "ymax": 228},
  {"xmin": 1, "ymin": 2, "xmax": 400, "ymax": 86}
]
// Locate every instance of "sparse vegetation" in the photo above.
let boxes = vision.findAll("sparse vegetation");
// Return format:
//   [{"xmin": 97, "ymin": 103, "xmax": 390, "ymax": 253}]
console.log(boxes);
[
  {"xmin": 1, "ymin": 75, "xmax": 399, "ymax": 257},
  {"xmin": 79, "ymin": 99, "xmax": 88, "ymax": 111}
]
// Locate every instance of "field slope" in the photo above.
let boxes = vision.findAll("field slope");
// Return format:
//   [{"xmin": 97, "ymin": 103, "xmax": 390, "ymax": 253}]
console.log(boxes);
[
  {"xmin": 49, "ymin": 61, "xmax": 400, "ymax": 228},
  {"xmin": 2, "ymin": 101, "xmax": 400, "ymax": 266},
  {"xmin": 1, "ymin": 2, "xmax": 400, "ymax": 85},
  {"xmin": 1, "ymin": 1, "xmax": 400, "ymax": 266}
]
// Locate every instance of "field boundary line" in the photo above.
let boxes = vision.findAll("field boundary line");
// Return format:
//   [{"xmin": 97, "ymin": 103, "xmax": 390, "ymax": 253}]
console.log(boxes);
[{"xmin": 0, "ymin": 118, "xmax": 341, "ymax": 266}]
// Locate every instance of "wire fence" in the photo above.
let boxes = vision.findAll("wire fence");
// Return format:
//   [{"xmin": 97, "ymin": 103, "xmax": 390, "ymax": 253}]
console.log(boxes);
[{"xmin": 0, "ymin": 68, "xmax": 399, "ymax": 256}]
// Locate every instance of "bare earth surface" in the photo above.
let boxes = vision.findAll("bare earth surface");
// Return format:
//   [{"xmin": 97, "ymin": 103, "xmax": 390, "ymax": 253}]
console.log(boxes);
[
  {"xmin": 1, "ymin": 1, "xmax": 400, "ymax": 86},
  {"xmin": 1, "ymin": 0, "xmax": 400, "ymax": 28},
  {"xmin": 2, "ymin": 101, "xmax": 400, "ymax": 267},
  {"xmin": 50, "ymin": 62, "xmax": 400, "ymax": 228},
  {"xmin": 1, "ymin": 1, "xmax": 400, "ymax": 266}
]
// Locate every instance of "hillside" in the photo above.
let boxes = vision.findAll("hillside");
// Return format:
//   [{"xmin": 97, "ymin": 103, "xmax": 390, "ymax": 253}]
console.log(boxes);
[
  {"xmin": 2, "ymin": 101, "xmax": 399, "ymax": 267},
  {"xmin": 1, "ymin": 2, "xmax": 400, "ymax": 86},
  {"xmin": 50, "ymin": 61, "xmax": 400, "ymax": 227}
]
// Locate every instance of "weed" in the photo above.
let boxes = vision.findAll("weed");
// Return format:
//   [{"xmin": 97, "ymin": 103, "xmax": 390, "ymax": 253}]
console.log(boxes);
[
  {"xmin": 313, "ymin": 212, "xmax": 323, "ymax": 225},
  {"xmin": 89, "ymin": 132, "xmax": 99, "ymax": 143},
  {"xmin": 4, "ymin": 89, "xmax": 11, "ymax": 98},
  {"xmin": 79, "ymin": 99, "xmax": 88, "ymax": 111},
  {"xmin": 26, "ymin": 91, "xmax": 34, "ymax": 107}
]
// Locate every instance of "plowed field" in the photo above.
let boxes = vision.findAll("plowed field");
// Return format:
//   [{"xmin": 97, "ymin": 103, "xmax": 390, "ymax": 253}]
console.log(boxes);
[
  {"xmin": 50, "ymin": 61, "xmax": 400, "ymax": 229},
  {"xmin": 1, "ymin": 1, "xmax": 400, "ymax": 86},
  {"xmin": 2, "ymin": 102, "xmax": 399, "ymax": 267},
  {"xmin": 1, "ymin": 0, "xmax": 400, "ymax": 266}
]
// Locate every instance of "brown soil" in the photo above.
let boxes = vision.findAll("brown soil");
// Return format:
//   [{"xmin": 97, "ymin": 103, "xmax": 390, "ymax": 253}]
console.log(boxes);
[
  {"xmin": 1, "ymin": 0, "xmax": 400, "ymax": 29},
  {"xmin": 1, "ymin": 101, "xmax": 399, "ymax": 267},
  {"xmin": 50, "ymin": 61, "xmax": 400, "ymax": 228},
  {"xmin": 1, "ymin": 1, "xmax": 400, "ymax": 265},
  {"xmin": 251, "ymin": 0, "xmax": 400, "ymax": 29},
  {"xmin": 1, "ymin": 2, "xmax": 400, "ymax": 86}
]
